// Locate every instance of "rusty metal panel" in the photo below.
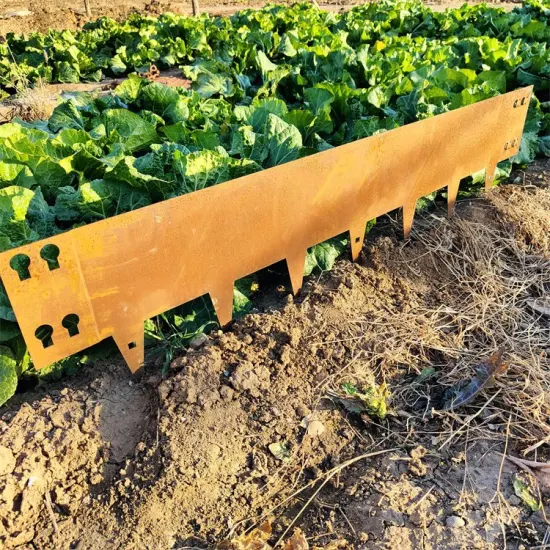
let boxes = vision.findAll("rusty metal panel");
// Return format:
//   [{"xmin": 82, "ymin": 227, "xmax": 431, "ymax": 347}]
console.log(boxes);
[{"xmin": 0, "ymin": 87, "xmax": 532, "ymax": 373}]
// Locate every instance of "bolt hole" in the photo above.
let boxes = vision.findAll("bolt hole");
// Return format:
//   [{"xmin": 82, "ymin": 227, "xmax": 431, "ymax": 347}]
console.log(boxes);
[
  {"xmin": 355, "ymin": 237, "xmax": 361, "ymax": 243},
  {"xmin": 504, "ymin": 142, "xmax": 509, "ymax": 150},
  {"xmin": 35, "ymin": 325, "xmax": 54, "ymax": 348},
  {"xmin": 521, "ymin": 97, "xmax": 526, "ymax": 105},
  {"xmin": 40, "ymin": 244, "xmax": 60, "ymax": 271},
  {"xmin": 513, "ymin": 99, "xmax": 519, "ymax": 108},
  {"xmin": 128, "ymin": 342, "xmax": 137, "ymax": 350},
  {"xmin": 61, "ymin": 313, "xmax": 80, "ymax": 337},
  {"xmin": 10, "ymin": 254, "xmax": 31, "ymax": 281}
]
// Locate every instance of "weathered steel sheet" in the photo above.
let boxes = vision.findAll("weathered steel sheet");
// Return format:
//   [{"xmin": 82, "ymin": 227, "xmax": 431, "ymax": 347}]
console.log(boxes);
[{"xmin": 0, "ymin": 87, "xmax": 532, "ymax": 373}]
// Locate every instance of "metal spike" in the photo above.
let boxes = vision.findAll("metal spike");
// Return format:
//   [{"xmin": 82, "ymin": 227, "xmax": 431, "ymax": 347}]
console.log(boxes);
[
  {"xmin": 113, "ymin": 330, "xmax": 144, "ymax": 374},
  {"xmin": 403, "ymin": 200, "xmax": 417, "ymax": 241},
  {"xmin": 211, "ymin": 286, "xmax": 234, "ymax": 326},
  {"xmin": 349, "ymin": 221, "xmax": 367, "ymax": 261},
  {"xmin": 286, "ymin": 251, "xmax": 306, "ymax": 295},
  {"xmin": 447, "ymin": 180, "xmax": 461, "ymax": 217}
]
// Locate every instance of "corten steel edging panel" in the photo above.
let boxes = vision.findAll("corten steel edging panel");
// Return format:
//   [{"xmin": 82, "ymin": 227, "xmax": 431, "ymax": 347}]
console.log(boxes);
[{"xmin": 0, "ymin": 87, "xmax": 532, "ymax": 373}]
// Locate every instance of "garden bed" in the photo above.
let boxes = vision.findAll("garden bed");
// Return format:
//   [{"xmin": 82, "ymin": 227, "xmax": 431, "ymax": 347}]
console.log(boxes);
[{"xmin": 1, "ymin": 165, "xmax": 549, "ymax": 548}]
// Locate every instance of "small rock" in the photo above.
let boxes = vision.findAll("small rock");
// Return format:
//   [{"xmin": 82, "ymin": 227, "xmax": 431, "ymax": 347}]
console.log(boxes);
[
  {"xmin": 157, "ymin": 380, "xmax": 172, "ymax": 402},
  {"xmin": 90, "ymin": 473, "xmax": 102, "ymax": 485},
  {"xmin": 0, "ymin": 445, "xmax": 15, "ymax": 476},
  {"xmin": 219, "ymin": 385, "xmax": 234, "ymax": 401},
  {"xmin": 289, "ymin": 327, "xmax": 302, "ymax": 347},
  {"xmin": 188, "ymin": 333, "xmax": 208, "ymax": 349},
  {"xmin": 170, "ymin": 356, "xmax": 187, "ymax": 370},
  {"xmin": 295, "ymin": 403, "xmax": 311, "ymax": 418},
  {"xmin": 229, "ymin": 364, "xmax": 270, "ymax": 397},
  {"xmin": 446, "ymin": 516, "xmax": 465, "ymax": 528},
  {"xmin": 306, "ymin": 419, "xmax": 325, "ymax": 437},
  {"xmin": 197, "ymin": 389, "xmax": 220, "ymax": 407},
  {"xmin": 279, "ymin": 345, "xmax": 292, "ymax": 366}
]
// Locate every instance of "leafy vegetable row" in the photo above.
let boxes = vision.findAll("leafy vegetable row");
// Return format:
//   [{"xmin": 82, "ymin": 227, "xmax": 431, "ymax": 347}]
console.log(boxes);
[
  {"xmin": 0, "ymin": 0, "xmax": 549, "ymax": 405},
  {"xmin": 1, "ymin": 0, "xmax": 550, "ymax": 93}
]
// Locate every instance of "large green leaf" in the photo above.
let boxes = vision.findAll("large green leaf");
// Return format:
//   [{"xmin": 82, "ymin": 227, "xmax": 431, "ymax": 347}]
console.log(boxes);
[
  {"xmin": 55, "ymin": 180, "xmax": 151, "ymax": 221},
  {"xmin": 140, "ymin": 83, "xmax": 190, "ymax": 123},
  {"xmin": 304, "ymin": 236, "xmax": 348, "ymax": 276},
  {"xmin": 264, "ymin": 114, "xmax": 303, "ymax": 167},
  {"xmin": 49, "ymin": 102, "xmax": 86, "ymax": 133},
  {"xmin": 0, "ymin": 346, "xmax": 17, "ymax": 407},
  {"xmin": 173, "ymin": 149, "xmax": 231, "ymax": 193},
  {"xmin": 0, "ymin": 283, "xmax": 15, "ymax": 322},
  {"xmin": 102, "ymin": 109, "xmax": 159, "ymax": 153},
  {"xmin": 0, "ymin": 186, "xmax": 38, "ymax": 247}
]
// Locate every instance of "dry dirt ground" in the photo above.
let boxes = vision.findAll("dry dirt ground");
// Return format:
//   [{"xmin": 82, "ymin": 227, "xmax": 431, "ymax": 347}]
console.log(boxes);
[
  {"xmin": 0, "ymin": 0, "xmax": 520, "ymax": 35},
  {"xmin": 1, "ymin": 160, "xmax": 549, "ymax": 549}
]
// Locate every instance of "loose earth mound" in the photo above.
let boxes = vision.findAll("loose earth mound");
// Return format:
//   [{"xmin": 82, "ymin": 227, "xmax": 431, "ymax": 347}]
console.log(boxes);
[{"xmin": 1, "ymin": 163, "xmax": 549, "ymax": 549}]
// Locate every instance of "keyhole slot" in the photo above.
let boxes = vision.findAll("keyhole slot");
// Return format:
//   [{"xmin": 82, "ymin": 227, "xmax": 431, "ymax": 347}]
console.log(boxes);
[
  {"xmin": 40, "ymin": 244, "xmax": 60, "ymax": 271},
  {"xmin": 62, "ymin": 314, "xmax": 80, "ymax": 337},
  {"xmin": 35, "ymin": 325, "xmax": 54, "ymax": 348},
  {"xmin": 10, "ymin": 254, "xmax": 31, "ymax": 281}
]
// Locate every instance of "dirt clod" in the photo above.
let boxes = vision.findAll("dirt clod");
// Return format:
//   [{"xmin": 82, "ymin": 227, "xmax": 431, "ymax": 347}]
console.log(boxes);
[{"xmin": 0, "ymin": 445, "xmax": 15, "ymax": 476}]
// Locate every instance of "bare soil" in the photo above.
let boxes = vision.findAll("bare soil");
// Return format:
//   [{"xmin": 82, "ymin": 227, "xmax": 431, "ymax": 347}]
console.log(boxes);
[
  {"xmin": 1, "ymin": 161, "xmax": 549, "ymax": 549},
  {"xmin": 0, "ymin": 0, "xmax": 520, "ymax": 36}
]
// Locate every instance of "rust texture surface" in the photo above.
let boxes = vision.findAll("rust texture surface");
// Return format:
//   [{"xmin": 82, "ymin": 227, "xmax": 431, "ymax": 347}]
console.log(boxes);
[{"xmin": 0, "ymin": 87, "xmax": 532, "ymax": 373}]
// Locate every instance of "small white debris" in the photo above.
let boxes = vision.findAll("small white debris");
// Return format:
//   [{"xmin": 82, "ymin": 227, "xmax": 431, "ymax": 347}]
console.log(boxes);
[
  {"xmin": 5, "ymin": 9, "xmax": 33, "ymax": 18},
  {"xmin": 446, "ymin": 516, "xmax": 465, "ymax": 528}
]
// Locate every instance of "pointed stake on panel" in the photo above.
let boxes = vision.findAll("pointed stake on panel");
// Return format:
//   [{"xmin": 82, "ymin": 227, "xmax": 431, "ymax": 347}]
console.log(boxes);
[
  {"xmin": 485, "ymin": 162, "xmax": 498, "ymax": 191},
  {"xmin": 114, "ymin": 329, "xmax": 144, "ymax": 375},
  {"xmin": 402, "ymin": 199, "xmax": 417, "ymax": 241},
  {"xmin": 349, "ymin": 220, "xmax": 367, "ymax": 262},
  {"xmin": 286, "ymin": 250, "xmax": 306, "ymax": 295},
  {"xmin": 210, "ymin": 283, "xmax": 234, "ymax": 326},
  {"xmin": 447, "ymin": 180, "xmax": 461, "ymax": 218}
]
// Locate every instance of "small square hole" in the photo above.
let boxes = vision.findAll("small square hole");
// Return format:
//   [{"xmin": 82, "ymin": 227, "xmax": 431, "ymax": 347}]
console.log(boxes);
[
  {"xmin": 355, "ymin": 237, "xmax": 361, "ymax": 243},
  {"xmin": 128, "ymin": 342, "xmax": 137, "ymax": 350}
]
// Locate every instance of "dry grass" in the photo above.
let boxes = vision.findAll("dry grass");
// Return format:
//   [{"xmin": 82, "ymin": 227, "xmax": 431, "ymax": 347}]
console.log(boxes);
[
  {"xmin": 369, "ymin": 188, "xmax": 550, "ymax": 450},
  {"xmin": 489, "ymin": 184, "xmax": 550, "ymax": 257},
  {"xmin": 1, "ymin": 42, "xmax": 56, "ymax": 123},
  {"xmin": 2, "ymin": 78, "xmax": 55, "ymax": 122},
  {"xmin": 266, "ymin": 184, "xmax": 550, "ymax": 454}
]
